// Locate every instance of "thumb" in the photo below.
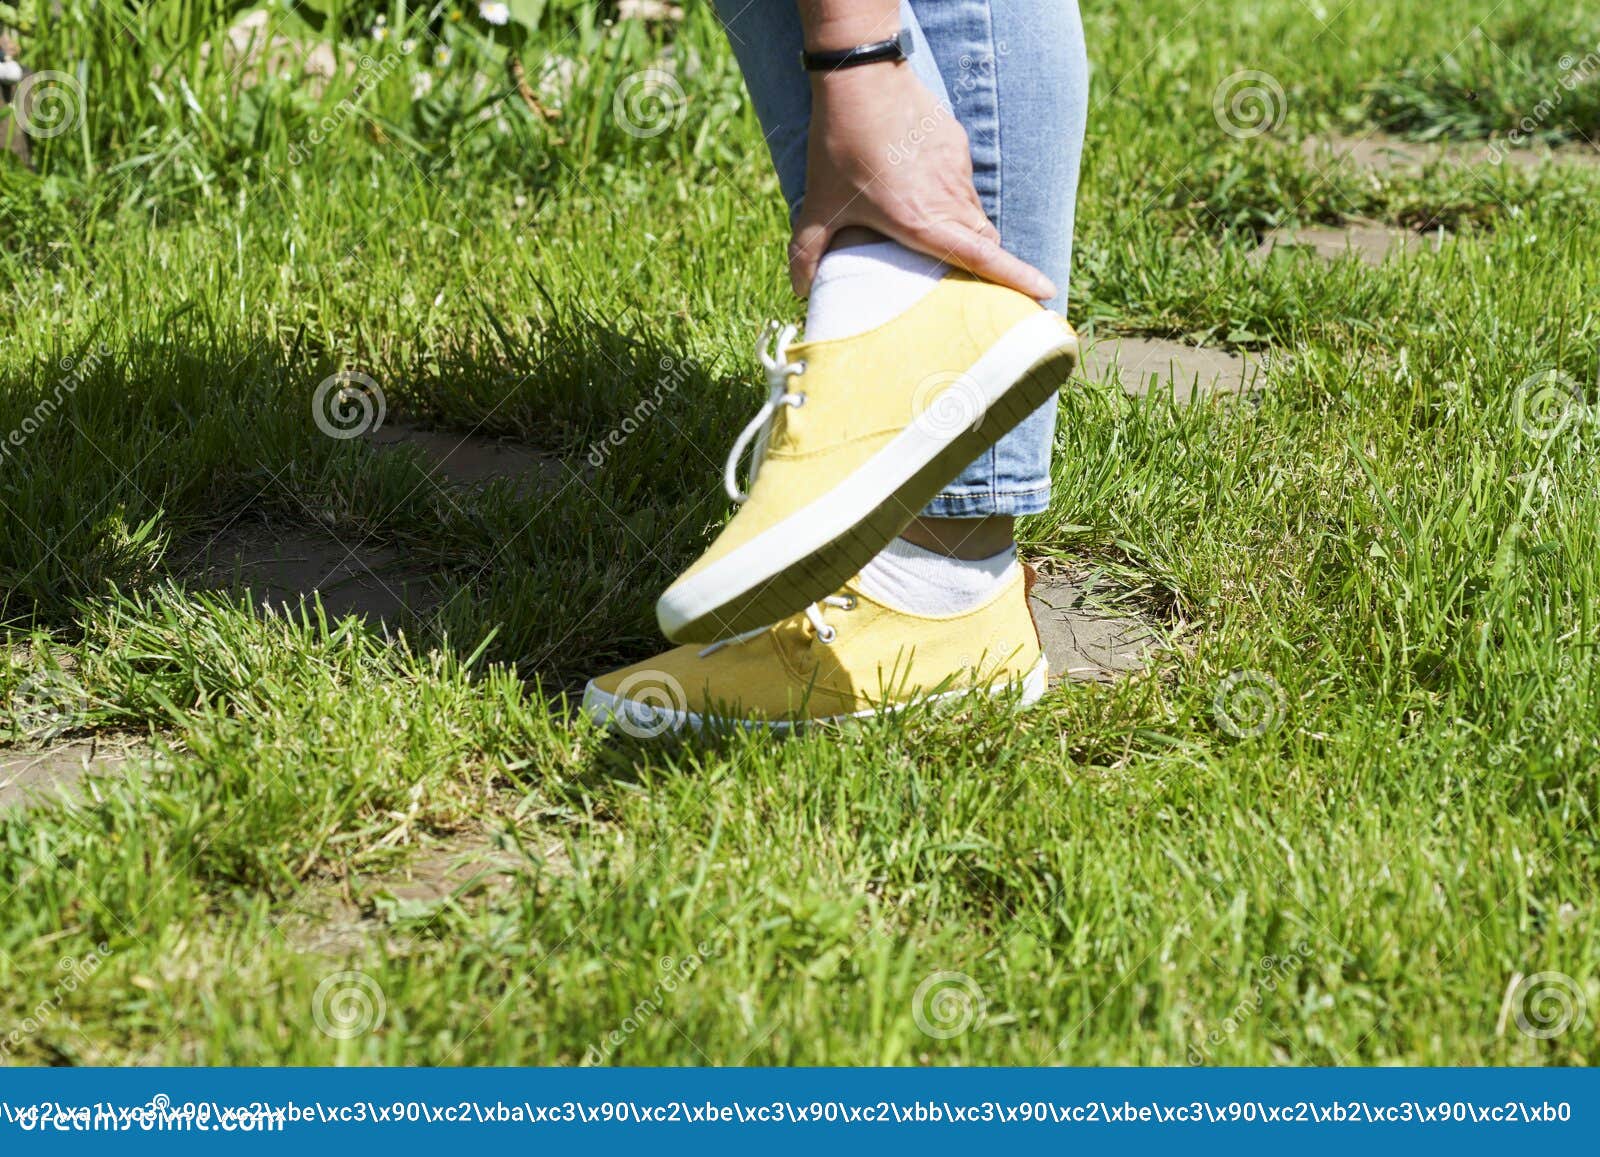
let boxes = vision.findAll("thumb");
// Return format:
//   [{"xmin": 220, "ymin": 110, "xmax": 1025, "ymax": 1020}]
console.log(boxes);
[{"xmin": 788, "ymin": 219, "xmax": 833, "ymax": 297}]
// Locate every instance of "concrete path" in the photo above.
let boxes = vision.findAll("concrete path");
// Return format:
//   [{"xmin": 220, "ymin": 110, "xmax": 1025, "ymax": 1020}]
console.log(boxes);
[
  {"xmin": 1303, "ymin": 132, "xmax": 1600, "ymax": 177},
  {"xmin": 179, "ymin": 524, "xmax": 439, "ymax": 622},
  {"xmin": 365, "ymin": 424, "xmax": 566, "ymax": 490},
  {"xmin": 1078, "ymin": 335, "xmax": 1264, "ymax": 401},
  {"xmin": 0, "ymin": 739, "xmax": 148, "ymax": 811},
  {"xmin": 1028, "ymin": 573, "xmax": 1159, "ymax": 684},
  {"xmin": 1252, "ymin": 222, "xmax": 1446, "ymax": 266}
]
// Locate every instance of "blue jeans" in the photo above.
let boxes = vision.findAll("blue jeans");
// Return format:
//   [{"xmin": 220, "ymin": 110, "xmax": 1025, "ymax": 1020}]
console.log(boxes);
[{"xmin": 711, "ymin": 0, "xmax": 1088, "ymax": 517}]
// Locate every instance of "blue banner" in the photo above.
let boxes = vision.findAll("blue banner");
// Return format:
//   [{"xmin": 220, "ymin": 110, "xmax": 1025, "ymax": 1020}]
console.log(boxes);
[{"xmin": 0, "ymin": 1068, "xmax": 1592, "ymax": 1154}]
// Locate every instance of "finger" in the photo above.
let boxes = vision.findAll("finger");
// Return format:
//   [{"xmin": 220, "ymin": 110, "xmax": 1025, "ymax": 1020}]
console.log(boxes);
[
  {"xmin": 788, "ymin": 220, "xmax": 832, "ymax": 297},
  {"xmin": 958, "ymin": 187, "xmax": 1004, "ymax": 246},
  {"xmin": 916, "ymin": 221, "xmax": 1056, "ymax": 301}
]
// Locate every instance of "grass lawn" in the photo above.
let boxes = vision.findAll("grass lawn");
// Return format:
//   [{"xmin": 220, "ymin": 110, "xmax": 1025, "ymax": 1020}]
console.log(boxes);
[{"xmin": 1, "ymin": 0, "xmax": 1598, "ymax": 1064}]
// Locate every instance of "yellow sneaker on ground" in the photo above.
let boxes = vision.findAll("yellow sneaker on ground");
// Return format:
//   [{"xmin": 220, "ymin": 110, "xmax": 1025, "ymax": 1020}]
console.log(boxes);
[
  {"xmin": 656, "ymin": 272, "xmax": 1078, "ymax": 644},
  {"xmin": 587, "ymin": 565, "xmax": 1047, "ymax": 734}
]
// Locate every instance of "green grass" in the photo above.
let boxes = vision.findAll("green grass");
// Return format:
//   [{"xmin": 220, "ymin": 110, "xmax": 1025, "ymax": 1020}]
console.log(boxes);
[{"xmin": 1, "ymin": 0, "xmax": 1598, "ymax": 1064}]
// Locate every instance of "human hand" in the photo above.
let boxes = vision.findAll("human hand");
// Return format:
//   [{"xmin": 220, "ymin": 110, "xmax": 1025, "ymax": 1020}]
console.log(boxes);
[{"xmin": 790, "ymin": 63, "xmax": 1056, "ymax": 301}]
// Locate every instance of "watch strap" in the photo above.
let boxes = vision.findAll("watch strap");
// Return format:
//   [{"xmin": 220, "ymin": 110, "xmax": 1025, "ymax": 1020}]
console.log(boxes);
[{"xmin": 801, "ymin": 28, "xmax": 913, "ymax": 73}]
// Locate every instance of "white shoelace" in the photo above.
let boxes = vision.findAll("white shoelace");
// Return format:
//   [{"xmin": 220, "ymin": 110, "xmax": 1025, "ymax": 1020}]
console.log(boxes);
[
  {"xmin": 699, "ymin": 594, "xmax": 855, "ymax": 658},
  {"xmin": 723, "ymin": 322, "xmax": 806, "ymax": 504},
  {"xmin": 703, "ymin": 324, "xmax": 855, "ymax": 658}
]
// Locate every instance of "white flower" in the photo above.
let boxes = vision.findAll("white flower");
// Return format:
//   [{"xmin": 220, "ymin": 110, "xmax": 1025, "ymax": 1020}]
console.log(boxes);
[
  {"xmin": 370, "ymin": 25, "xmax": 389, "ymax": 41},
  {"xmin": 434, "ymin": 45, "xmax": 452, "ymax": 67},
  {"xmin": 411, "ymin": 71, "xmax": 434, "ymax": 98},
  {"xmin": 478, "ymin": 2, "xmax": 510, "ymax": 25},
  {"xmin": 618, "ymin": 1, "xmax": 684, "ymax": 20},
  {"xmin": 401, "ymin": 38, "xmax": 417, "ymax": 55}
]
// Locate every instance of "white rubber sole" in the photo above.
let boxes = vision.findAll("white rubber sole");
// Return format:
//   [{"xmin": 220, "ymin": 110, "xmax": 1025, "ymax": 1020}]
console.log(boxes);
[
  {"xmin": 657, "ymin": 313, "xmax": 1079, "ymax": 643},
  {"xmin": 581, "ymin": 655, "xmax": 1049, "ymax": 737}
]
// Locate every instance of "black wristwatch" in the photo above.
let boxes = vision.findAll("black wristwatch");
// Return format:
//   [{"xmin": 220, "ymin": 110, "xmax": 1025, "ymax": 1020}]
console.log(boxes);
[{"xmin": 801, "ymin": 27, "xmax": 913, "ymax": 73}]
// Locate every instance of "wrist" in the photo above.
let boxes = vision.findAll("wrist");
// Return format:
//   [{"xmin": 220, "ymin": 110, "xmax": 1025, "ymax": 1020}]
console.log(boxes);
[
  {"xmin": 810, "ymin": 58, "xmax": 914, "ymax": 98},
  {"xmin": 802, "ymin": 12, "xmax": 900, "ymax": 55}
]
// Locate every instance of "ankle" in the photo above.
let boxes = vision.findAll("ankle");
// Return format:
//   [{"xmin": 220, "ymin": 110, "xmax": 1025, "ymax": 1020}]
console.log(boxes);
[{"xmin": 900, "ymin": 516, "xmax": 1015, "ymax": 560}]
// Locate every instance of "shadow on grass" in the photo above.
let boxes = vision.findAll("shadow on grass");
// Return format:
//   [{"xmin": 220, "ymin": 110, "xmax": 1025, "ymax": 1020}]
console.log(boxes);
[{"xmin": 1, "ymin": 316, "xmax": 738, "ymax": 698}]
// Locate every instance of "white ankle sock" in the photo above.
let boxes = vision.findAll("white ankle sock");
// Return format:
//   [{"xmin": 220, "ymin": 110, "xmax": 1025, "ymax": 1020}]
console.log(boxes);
[
  {"xmin": 855, "ymin": 537, "xmax": 1018, "ymax": 616},
  {"xmin": 804, "ymin": 240, "xmax": 948, "ymax": 342}
]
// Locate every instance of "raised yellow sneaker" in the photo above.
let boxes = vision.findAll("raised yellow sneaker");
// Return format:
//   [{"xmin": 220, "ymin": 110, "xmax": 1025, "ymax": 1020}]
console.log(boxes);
[
  {"xmin": 586, "ymin": 566, "xmax": 1047, "ymax": 734},
  {"xmin": 656, "ymin": 272, "xmax": 1078, "ymax": 643}
]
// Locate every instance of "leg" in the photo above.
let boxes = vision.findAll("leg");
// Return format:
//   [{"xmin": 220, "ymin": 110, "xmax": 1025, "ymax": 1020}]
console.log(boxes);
[
  {"xmin": 590, "ymin": 1, "xmax": 1086, "ymax": 721},
  {"xmin": 907, "ymin": 0, "xmax": 1089, "ymax": 527},
  {"xmin": 711, "ymin": 0, "xmax": 1088, "ymax": 551}
]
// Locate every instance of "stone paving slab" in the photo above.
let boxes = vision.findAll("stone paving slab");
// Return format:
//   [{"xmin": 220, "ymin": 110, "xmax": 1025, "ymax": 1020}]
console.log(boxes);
[
  {"xmin": 0, "ymin": 739, "xmax": 148, "ymax": 811},
  {"xmin": 178, "ymin": 420, "xmax": 575, "ymax": 625},
  {"xmin": 1251, "ymin": 222, "xmax": 1446, "ymax": 266},
  {"xmin": 1028, "ymin": 573, "xmax": 1158, "ymax": 684},
  {"xmin": 365, "ymin": 424, "xmax": 567, "ymax": 491},
  {"xmin": 1078, "ymin": 336, "xmax": 1263, "ymax": 401},
  {"xmin": 179, "ymin": 523, "xmax": 440, "ymax": 623},
  {"xmin": 179, "ymin": 427, "xmax": 568, "ymax": 623},
  {"xmin": 1302, "ymin": 132, "xmax": 1600, "ymax": 177}
]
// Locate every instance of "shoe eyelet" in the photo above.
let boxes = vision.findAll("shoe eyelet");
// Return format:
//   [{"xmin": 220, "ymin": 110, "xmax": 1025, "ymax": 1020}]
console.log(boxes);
[
  {"xmin": 840, "ymin": 595, "xmax": 857, "ymax": 610},
  {"xmin": 790, "ymin": 392, "xmax": 807, "ymax": 407},
  {"xmin": 815, "ymin": 625, "xmax": 838, "ymax": 645}
]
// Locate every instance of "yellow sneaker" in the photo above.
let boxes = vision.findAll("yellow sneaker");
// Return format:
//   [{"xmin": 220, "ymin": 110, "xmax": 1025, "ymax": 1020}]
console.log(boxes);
[
  {"xmin": 587, "ymin": 565, "xmax": 1047, "ymax": 734},
  {"xmin": 656, "ymin": 272, "xmax": 1078, "ymax": 643}
]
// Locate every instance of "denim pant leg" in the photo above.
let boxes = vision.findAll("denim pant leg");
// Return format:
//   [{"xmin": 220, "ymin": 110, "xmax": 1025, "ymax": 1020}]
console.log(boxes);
[{"xmin": 710, "ymin": 0, "xmax": 1088, "ymax": 518}]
